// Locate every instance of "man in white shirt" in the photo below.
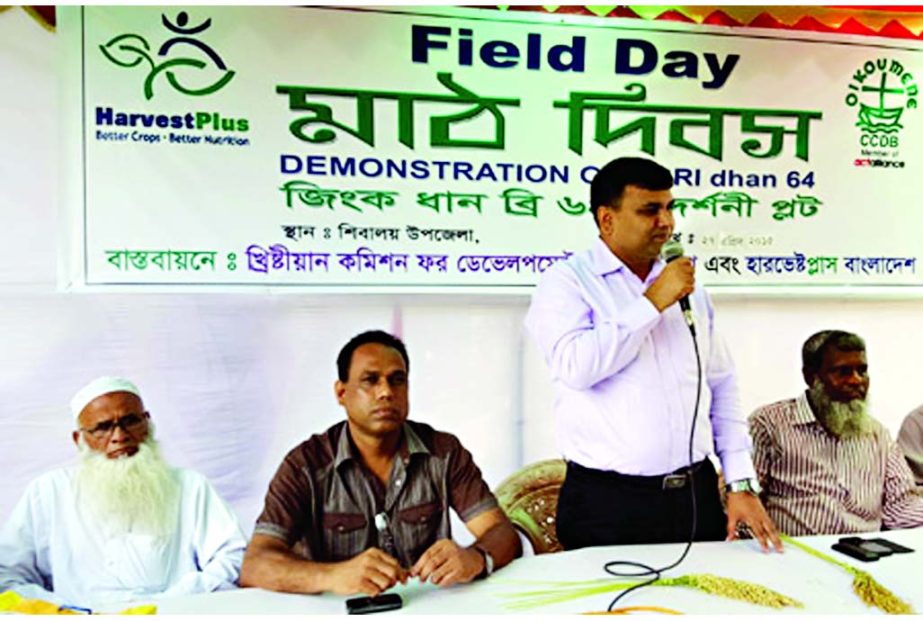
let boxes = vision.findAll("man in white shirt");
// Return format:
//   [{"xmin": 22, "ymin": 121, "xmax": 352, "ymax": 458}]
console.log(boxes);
[
  {"xmin": 0, "ymin": 377, "xmax": 246, "ymax": 610},
  {"xmin": 525, "ymin": 157, "xmax": 780, "ymax": 552}
]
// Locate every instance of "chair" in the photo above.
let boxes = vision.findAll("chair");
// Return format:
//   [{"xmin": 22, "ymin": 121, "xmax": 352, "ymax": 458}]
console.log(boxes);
[{"xmin": 495, "ymin": 458, "xmax": 567, "ymax": 554}]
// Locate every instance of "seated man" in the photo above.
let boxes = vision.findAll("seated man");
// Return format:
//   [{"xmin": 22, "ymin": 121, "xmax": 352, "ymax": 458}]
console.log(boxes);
[
  {"xmin": 897, "ymin": 405, "xmax": 923, "ymax": 487},
  {"xmin": 241, "ymin": 330, "xmax": 521, "ymax": 596},
  {"xmin": 0, "ymin": 377, "xmax": 247, "ymax": 608},
  {"xmin": 749, "ymin": 330, "xmax": 923, "ymax": 536}
]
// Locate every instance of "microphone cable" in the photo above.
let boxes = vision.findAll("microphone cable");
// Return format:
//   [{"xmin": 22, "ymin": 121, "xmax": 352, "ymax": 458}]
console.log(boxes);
[{"xmin": 602, "ymin": 315, "xmax": 703, "ymax": 611}]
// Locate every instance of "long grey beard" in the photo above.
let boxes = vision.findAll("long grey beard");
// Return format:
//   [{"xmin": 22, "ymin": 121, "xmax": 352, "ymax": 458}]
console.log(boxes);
[
  {"xmin": 75, "ymin": 435, "xmax": 180, "ymax": 537},
  {"xmin": 808, "ymin": 379, "xmax": 875, "ymax": 438}
]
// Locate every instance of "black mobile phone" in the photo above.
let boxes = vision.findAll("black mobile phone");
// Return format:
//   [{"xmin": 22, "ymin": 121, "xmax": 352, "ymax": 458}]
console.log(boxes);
[
  {"xmin": 867, "ymin": 537, "xmax": 915, "ymax": 554},
  {"xmin": 832, "ymin": 541, "xmax": 880, "ymax": 562},
  {"xmin": 345, "ymin": 593, "xmax": 403, "ymax": 615},
  {"xmin": 838, "ymin": 536, "xmax": 893, "ymax": 557}
]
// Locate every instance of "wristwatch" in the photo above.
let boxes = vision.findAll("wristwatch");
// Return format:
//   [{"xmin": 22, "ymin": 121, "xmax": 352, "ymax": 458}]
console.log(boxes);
[
  {"xmin": 725, "ymin": 477, "xmax": 762, "ymax": 496},
  {"xmin": 473, "ymin": 544, "xmax": 494, "ymax": 579}
]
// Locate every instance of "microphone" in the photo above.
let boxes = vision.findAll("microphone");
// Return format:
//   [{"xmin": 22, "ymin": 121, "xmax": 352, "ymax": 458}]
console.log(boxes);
[{"xmin": 660, "ymin": 239, "xmax": 695, "ymax": 333}]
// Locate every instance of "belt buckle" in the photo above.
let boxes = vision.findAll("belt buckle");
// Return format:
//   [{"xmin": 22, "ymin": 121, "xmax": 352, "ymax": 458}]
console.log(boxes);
[{"xmin": 662, "ymin": 474, "xmax": 687, "ymax": 490}]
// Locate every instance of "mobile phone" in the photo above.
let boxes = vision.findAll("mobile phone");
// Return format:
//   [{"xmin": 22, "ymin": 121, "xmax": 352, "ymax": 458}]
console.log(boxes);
[
  {"xmin": 345, "ymin": 593, "xmax": 403, "ymax": 615},
  {"xmin": 832, "ymin": 541, "xmax": 880, "ymax": 562},
  {"xmin": 859, "ymin": 541, "xmax": 895, "ymax": 555},
  {"xmin": 839, "ymin": 536, "xmax": 893, "ymax": 556},
  {"xmin": 867, "ymin": 537, "xmax": 915, "ymax": 554}
]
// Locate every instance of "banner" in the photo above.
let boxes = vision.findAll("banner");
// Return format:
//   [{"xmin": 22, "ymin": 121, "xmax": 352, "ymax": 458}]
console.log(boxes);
[{"xmin": 60, "ymin": 6, "xmax": 923, "ymax": 292}]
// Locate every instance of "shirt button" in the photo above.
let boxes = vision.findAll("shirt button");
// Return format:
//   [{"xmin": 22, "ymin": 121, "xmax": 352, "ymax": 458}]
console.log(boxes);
[{"xmin": 395, "ymin": 479, "xmax": 402, "ymax": 487}]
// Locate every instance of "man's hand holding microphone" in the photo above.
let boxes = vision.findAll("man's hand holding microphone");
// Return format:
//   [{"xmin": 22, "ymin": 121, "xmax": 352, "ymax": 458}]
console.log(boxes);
[{"xmin": 645, "ymin": 241, "xmax": 695, "ymax": 313}]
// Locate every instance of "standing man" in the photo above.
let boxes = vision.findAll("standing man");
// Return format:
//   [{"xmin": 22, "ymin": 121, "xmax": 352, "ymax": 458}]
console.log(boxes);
[
  {"xmin": 0, "ymin": 377, "xmax": 247, "ymax": 609},
  {"xmin": 240, "ymin": 330, "xmax": 520, "ymax": 597},
  {"xmin": 525, "ymin": 157, "xmax": 781, "ymax": 552},
  {"xmin": 750, "ymin": 330, "xmax": 923, "ymax": 535}
]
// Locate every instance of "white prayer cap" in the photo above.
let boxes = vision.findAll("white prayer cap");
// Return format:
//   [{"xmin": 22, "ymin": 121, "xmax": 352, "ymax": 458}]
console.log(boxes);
[{"xmin": 70, "ymin": 376, "xmax": 142, "ymax": 420}]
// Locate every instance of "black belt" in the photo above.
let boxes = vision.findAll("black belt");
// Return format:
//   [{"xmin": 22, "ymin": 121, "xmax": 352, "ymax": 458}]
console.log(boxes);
[{"xmin": 566, "ymin": 459, "xmax": 709, "ymax": 491}]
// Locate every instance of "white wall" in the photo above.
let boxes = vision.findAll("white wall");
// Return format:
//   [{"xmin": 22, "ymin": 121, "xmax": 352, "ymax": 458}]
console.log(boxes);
[{"xmin": 2, "ymin": 9, "xmax": 921, "ymax": 533}]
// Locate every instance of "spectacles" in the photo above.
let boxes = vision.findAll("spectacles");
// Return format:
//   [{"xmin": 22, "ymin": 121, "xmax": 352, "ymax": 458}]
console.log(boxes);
[{"xmin": 81, "ymin": 413, "xmax": 149, "ymax": 439}]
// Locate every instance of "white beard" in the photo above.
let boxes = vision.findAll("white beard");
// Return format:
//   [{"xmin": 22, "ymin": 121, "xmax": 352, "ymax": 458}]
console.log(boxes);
[{"xmin": 75, "ymin": 434, "xmax": 180, "ymax": 537}]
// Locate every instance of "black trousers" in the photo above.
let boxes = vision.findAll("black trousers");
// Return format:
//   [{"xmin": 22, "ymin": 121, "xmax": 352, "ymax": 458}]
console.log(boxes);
[{"xmin": 555, "ymin": 460, "xmax": 727, "ymax": 550}]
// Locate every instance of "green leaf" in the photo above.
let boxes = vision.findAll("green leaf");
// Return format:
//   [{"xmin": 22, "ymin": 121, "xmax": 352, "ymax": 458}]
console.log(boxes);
[{"xmin": 99, "ymin": 34, "xmax": 152, "ymax": 69}]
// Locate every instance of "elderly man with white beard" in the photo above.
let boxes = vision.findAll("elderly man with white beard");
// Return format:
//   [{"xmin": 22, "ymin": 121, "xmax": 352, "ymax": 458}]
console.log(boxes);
[
  {"xmin": 748, "ymin": 330, "xmax": 923, "ymax": 536},
  {"xmin": 0, "ymin": 377, "xmax": 247, "ymax": 610}
]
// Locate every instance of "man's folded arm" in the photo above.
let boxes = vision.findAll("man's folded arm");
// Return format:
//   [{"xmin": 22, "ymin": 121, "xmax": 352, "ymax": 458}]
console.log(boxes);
[
  {"xmin": 463, "ymin": 507, "xmax": 521, "ymax": 572},
  {"xmin": 240, "ymin": 532, "xmax": 405, "ymax": 596},
  {"xmin": 239, "ymin": 532, "xmax": 334, "ymax": 594}
]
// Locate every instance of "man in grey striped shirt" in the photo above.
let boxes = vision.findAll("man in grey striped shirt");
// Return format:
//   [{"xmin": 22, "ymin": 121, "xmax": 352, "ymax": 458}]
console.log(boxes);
[{"xmin": 749, "ymin": 330, "xmax": 923, "ymax": 536}]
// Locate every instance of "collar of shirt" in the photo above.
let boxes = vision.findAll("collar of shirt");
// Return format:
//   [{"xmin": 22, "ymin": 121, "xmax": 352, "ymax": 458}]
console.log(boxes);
[
  {"xmin": 332, "ymin": 422, "xmax": 430, "ymax": 472},
  {"xmin": 794, "ymin": 391, "xmax": 822, "ymax": 427},
  {"xmin": 590, "ymin": 236, "xmax": 666, "ymax": 284}
]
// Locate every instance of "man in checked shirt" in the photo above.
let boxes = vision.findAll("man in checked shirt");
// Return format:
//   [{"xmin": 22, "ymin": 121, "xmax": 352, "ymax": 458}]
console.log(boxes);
[
  {"xmin": 749, "ymin": 329, "xmax": 923, "ymax": 536},
  {"xmin": 240, "ymin": 330, "xmax": 520, "ymax": 596}
]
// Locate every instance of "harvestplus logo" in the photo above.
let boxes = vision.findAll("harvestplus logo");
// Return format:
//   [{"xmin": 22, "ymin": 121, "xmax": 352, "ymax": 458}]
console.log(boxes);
[
  {"xmin": 100, "ymin": 10, "xmax": 236, "ymax": 100},
  {"xmin": 93, "ymin": 10, "xmax": 250, "ymax": 146}
]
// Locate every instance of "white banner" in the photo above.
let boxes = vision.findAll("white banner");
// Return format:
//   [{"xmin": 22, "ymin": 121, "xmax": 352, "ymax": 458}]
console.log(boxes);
[{"xmin": 60, "ymin": 6, "xmax": 923, "ymax": 293}]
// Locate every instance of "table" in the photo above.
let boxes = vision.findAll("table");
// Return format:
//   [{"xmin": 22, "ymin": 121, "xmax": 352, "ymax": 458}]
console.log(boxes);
[{"xmin": 143, "ymin": 529, "xmax": 922, "ymax": 614}]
